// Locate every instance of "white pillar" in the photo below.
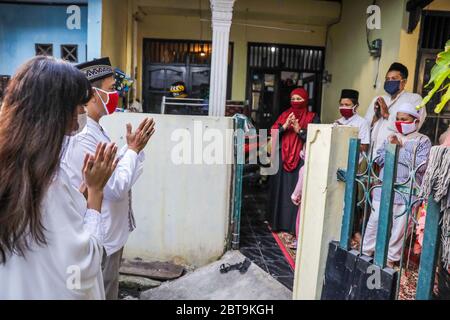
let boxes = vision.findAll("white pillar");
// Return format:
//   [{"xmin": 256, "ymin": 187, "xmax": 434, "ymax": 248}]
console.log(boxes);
[
  {"xmin": 293, "ymin": 124, "xmax": 358, "ymax": 299},
  {"xmin": 209, "ymin": 0, "xmax": 235, "ymax": 117}
]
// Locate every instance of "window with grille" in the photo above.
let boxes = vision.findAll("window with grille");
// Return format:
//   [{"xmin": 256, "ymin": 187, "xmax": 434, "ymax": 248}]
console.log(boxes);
[
  {"xmin": 61, "ymin": 44, "xmax": 78, "ymax": 62},
  {"xmin": 415, "ymin": 10, "xmax": 450, "ymax": 144},
  {"xmin": 143, "ymin": 39, "xmax": 233, "ymax": 65},
  {"xmin": 35, "ymin": 44, "xmax": 53, "ymax": 56},
  {"xmin": 248, "ymin": 43, "xmax": 324, "ymax": 71},
  {"xmin": 420, "ymin": 11, "xmax": 450, "ymax": 50}
]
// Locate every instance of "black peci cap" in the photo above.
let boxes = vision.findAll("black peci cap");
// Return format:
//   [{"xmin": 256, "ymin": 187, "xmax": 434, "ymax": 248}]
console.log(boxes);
[
  {"xmin": 75, "ymin": 57, "xmax": 114, "ymax": 83},
  {"xmin": 340, "ymin": 89, "xmax": 359, "ymax": 101}
]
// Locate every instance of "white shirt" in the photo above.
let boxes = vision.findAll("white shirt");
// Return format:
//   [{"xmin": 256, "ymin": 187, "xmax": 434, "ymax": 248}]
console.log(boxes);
[
  {"xmin": 61, "ymin": 117, "xmax": 145, "ymax": 256},
  {"xmin": 336, "ymin": 113, "xmax": 371, "ymax": 145},
  {"xmin": 364, "ymin": 91, "xmax": 426, "ymax": 156},
  {"xmin": 0, "ymin": 168, "xmax": 105, "ymax": 300}
]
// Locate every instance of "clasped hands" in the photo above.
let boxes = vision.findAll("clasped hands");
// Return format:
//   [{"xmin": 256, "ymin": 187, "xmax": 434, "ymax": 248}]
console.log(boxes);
[
  {"xmin": 79, "ymin": 117, "xmax": 156, "ymax": 201},
  {"xmin": 282, "ymin": 113, "xmax": 301, "ymax": 134}
]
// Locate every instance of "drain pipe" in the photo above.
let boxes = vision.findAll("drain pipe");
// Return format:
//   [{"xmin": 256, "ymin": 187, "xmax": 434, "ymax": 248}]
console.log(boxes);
[{"xmin": 231, "ymin": 115, "xmax": 246, "ymax": 250}]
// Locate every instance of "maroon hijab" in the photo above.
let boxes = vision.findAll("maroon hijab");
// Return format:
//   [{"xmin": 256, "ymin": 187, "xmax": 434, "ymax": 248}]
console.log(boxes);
[{"xmin": 272, "ymin": 88, "xmax": 316, "ymax": 172}]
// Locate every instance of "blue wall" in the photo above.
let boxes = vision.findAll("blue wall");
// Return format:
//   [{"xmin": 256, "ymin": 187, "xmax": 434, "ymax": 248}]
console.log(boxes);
[{"xmin": 0, "ymin": 3, "xmax": 88, "ymax": 76}]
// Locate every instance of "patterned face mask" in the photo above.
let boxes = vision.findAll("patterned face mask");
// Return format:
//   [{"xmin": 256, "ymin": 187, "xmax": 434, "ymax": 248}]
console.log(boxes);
[{"xmin": 395, "ymin": 120, "xmax": 418, "ymax": 135}]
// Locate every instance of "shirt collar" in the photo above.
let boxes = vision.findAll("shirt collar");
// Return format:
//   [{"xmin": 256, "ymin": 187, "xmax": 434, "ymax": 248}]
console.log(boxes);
[
  {"xmin": 387, "ymin": 90, "xmax": 405, "ymax": 104},
  {"xmin": 87, "ymin": 116, "xmax": 102, "ymax": 130}
]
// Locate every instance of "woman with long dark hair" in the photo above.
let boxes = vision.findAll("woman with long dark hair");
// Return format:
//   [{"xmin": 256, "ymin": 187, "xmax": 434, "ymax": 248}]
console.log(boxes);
[{"xmin": 0, "ymin": 56, "xmax": 118, "ymax": 299}]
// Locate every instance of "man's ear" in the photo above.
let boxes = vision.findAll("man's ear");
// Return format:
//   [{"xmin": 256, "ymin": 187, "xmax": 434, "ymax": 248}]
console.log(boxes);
[
  {"xmin": 91, "ymin": 90, "xmax": 99, "ymax": 104},
  {"xmin": 401, "ymin": 78, "xmax": 407, "ymax": 89}
]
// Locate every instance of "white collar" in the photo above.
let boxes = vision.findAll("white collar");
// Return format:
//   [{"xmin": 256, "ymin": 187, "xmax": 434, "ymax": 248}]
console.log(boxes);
[
  {"xmin": 87, "ymin": 116, "xmax": 102, "ymax": 130},
  {"xmin": 387, "ymin": 90, "xmax": 405, "ymax": 105}
]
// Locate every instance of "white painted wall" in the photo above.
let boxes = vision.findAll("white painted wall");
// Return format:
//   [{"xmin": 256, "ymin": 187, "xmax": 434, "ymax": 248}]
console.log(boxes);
[
  {"xmin": 101, "ymin": 113, "xmax": 234, "ymax": 267},
  {"xmin": 293, "ymin": 124, "xmax": 358, "ymax": 299}
]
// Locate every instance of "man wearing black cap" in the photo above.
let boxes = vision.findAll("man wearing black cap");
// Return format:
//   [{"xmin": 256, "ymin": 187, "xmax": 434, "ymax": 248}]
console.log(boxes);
[
  {"xmin": 335, "ymin": 89, "xmax": 370, "ymax": 153},
  {"xmin": 61, "ymin": 57, "xmax": 155, "ymax": 299},
  {"xmin": 364, "ymin": 62, "xmax": 426, "ymax": 156}
]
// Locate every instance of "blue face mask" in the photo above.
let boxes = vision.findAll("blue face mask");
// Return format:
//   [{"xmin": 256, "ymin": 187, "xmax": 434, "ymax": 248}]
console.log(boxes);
[{"xmin": 384, "ymin": 80, "xmax": 401, "ymax": 95}]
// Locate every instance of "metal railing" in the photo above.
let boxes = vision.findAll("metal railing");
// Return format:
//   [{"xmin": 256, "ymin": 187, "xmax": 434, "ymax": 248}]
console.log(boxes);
[
  {"xmin": 161, "ymin": 96, "xmax": 249, "ymax": 116},
  {"xmin": 337, "ymin": 138, "xmax": 443, "ymax": 299}
]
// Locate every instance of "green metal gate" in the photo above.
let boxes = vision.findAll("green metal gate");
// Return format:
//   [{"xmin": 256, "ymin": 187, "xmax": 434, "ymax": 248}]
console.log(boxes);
[{"xmin": 323, "ymin": 138, "xmax": 443, "ymax": 300}]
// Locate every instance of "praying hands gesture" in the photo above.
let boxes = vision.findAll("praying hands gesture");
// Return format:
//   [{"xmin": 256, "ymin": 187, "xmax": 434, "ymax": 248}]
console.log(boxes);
[
  {"xmin": 374, "ymin": 97, "xmax": 389, "ymax": 121},
  {"xmin": 81, "ymin": 143, "xmax": 119, "ymax": 212},
  {"xmin": 291, "ymin": 118, "xmax": 301, "ymax": 134},
  {"xmin": 282, "ymin": 113, "xmax": 301, "ymax": 133},
  {"xmin": 126, "ymin": 117, "xmax": 156, "ymax": 154},
  {"xmin": 282, "ymin": 113, "xmax": 295, "ymax": 131}
]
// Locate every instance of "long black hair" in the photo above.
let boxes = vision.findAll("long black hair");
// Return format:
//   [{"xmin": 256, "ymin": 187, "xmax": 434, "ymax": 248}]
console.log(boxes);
[{"xmin": 0, "ymin": 56, "xmax": 92, "ymax": 263}]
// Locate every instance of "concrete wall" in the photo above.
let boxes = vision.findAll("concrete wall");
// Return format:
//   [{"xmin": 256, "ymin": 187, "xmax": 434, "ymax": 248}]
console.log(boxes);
[
  {"xmin": 101, "ymin": 0, "xmax": 130, "ymax": 71},
  {"xmin": 0, "ymin": 3, "xmax": 88, "ymax": 75},
  {"xmin": 87, "ymin": 0, "xmax": 102, "ymax": 60},
  {"xmin": 321, "ymin": 0, "xmax": 408, "ymax": 124},
  {"xmin": 293, "ymin": 124, "xmax": 358, "ymax": 299},
  {"xmin": 101, "ymin": 113, "xmax": 234, "ymax": 267}
]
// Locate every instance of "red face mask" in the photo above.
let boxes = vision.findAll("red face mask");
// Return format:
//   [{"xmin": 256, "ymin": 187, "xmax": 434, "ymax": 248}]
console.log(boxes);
[
  {"xmin": 95, "ymin": 88, "xmax": 119, "ymax": 115},
  {"xmin": 291, "ymin": 101, "xmax": 306, "ymax": 109},
  {"xmin": 339, "ymin": 107, "xmax": 356, "ymax": 119},
  {"xmin": 395, "ymin": 120, "xmax": 417, "ymax": 135}
]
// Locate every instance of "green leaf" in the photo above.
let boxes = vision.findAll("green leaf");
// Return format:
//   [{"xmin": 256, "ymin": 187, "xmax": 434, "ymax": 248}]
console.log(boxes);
[
  {"xmin": 418, "ymin": 68, "xmax": 450, "ymax": 109},
  {"xmin": 434, "ymin": 84, "xmax": 450, "ymax": 113},
  {"xmin": 438, "ymin": 82, "xmax": 450, "ymax": 92},
  {"xmin": 425, "ymin": 60, "xmax": 449, "ymax": 88},
  {"xmin": 417, "ymin": 40, "xmax": 450, "ymax": 113}
]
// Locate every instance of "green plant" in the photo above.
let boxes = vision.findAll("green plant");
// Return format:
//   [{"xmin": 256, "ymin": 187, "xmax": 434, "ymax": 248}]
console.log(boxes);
[{"xmin": 418, "ymin": 39, "xmax": 450, "ymax": 114}]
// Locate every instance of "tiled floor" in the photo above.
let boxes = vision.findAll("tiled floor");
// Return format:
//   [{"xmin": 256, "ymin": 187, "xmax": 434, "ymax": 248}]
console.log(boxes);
[{"xmin": 238, "ymin": 178, "xmax": 295, "ymax": 291}]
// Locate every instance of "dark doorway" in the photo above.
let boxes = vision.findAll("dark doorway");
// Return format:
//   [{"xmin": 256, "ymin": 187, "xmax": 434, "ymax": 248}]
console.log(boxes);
[
  {"xmin": 142, "ymin": 39, "xmax": 233, "ymax": 113},
  {"xmin": 246, "ymin": 43, "xmax": 325, "ymax": 130}
]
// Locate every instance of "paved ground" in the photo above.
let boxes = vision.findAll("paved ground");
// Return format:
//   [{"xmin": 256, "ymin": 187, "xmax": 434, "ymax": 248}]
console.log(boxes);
[
  {"xmin": 140, "ymin": 250, "xmax": 292, "ymax": 300},
  {"xmin": 123, "ymin": 170, "xmax": 295, "ymax": 300}
]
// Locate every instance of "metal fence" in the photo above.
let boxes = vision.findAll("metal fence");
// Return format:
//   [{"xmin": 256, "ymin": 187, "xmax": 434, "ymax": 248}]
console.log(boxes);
[{"xmin": 334, "ymin": 138, "xmax": 443, "ymax": 299}]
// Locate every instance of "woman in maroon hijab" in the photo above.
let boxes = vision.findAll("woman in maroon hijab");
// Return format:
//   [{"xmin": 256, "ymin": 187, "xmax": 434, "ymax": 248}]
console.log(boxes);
[{"xmin": 268, "ymin": 87, "xmax": 319, "ymax": 234}]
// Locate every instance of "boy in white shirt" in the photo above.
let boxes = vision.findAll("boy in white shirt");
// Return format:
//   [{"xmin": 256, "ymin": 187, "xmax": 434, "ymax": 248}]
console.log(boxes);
[
  {"xmin": 335, "ymin": 89, "xmax": 370, "ymax": 154},
  {"xmin": 362, "ymin": 102, "xmax": 431, "ymax": 267}
]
